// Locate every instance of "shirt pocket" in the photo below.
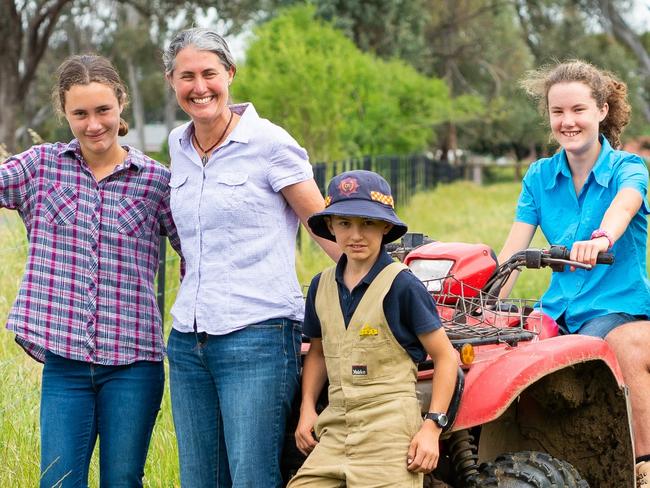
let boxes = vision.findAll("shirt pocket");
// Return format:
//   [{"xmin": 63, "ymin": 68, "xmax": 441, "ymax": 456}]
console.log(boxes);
[
  {"xmin": 169, "ymin": 174, "xmax": 188, "ymax": 194},
  {"xmin": 42, "ymin": 184, "xmax": 78, "ymax": 226},
  {"xmin": 169, "ymin": 174, "xmax": 193, "ymax": 234},
  {"xmin": 213, "ymin": 172, "xmax": 248, "ymax": 210},
  {"xmin": 117, "ymin": 197, "xmax": 152, "ymax": 237},
  {"xmin": 349, "ymin": 335, "xmax": 395, "ymax": 385}
]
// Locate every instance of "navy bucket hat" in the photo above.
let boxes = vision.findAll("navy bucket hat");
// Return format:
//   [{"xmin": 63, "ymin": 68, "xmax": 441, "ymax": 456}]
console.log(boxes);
[{"xmin": 308, "ymin": 170, "xmax": 408, "ymax": 244}]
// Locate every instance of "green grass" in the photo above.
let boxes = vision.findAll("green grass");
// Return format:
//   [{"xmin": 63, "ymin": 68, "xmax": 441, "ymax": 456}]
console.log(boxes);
[
  {"xmin": 0, "ymin": 180, "xmax": 637, "ymax": 485},
  {"xmin": 0, "ymin": 210, "xmax": 181, "ymax": 487}
]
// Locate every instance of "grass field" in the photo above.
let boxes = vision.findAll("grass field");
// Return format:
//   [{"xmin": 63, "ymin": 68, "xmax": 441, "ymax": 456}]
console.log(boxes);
[{"xmin": 0, "ymin": 180, "xmax": 595, "ymax": 486}]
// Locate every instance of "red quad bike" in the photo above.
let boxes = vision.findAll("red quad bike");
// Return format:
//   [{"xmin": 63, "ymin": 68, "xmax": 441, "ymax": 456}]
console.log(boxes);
[{"xmin": 281, "ymin": 234, "xmax": 637, "ymax": 487}]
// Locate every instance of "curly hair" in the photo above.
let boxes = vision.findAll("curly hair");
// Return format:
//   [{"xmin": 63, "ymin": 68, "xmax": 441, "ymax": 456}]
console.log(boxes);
[
  {"xmin": 521, "ymin": 59, "xmax": 631, "ymax": 149},
  {"xmin": 53, "ymin": 54, "xmax": 130, "ymax": 136}
]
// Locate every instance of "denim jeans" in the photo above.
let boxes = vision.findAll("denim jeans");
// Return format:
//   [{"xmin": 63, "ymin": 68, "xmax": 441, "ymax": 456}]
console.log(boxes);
[
  {"xmin": 558, "ymin": 312, "xmax": 647, "ymax": 338},
  {"xmin": 168, "ymin": 318, "xmax": 302, "ymax": 488},
  {"xmin": 578, "ymin": 312, "xmax": 647, "ymax": 338},
  {"xmin": 40, "ymin": 351, "xmax": 164, "ymax": 488}
]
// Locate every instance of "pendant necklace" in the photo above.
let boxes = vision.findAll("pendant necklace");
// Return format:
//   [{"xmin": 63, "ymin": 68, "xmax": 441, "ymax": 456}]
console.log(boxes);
[{"xmin": 193, "ymin": 109, "xmax": 234, "ymax": 166}]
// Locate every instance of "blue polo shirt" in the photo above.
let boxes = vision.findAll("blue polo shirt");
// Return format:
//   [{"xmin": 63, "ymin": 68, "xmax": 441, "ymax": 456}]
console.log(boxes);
[
  {"xmin": 515, "ymin": 136, "xmax": 650, "ymax": 333},
  {"xmin": 302, "ymin": 250, "xmax": 442, "ymax": 362}
]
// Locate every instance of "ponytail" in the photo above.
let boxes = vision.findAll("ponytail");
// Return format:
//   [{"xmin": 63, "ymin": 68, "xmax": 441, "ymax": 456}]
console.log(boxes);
[{"xmin": 118, "ymin": 118, "xmax": 129, "ymax": 137}]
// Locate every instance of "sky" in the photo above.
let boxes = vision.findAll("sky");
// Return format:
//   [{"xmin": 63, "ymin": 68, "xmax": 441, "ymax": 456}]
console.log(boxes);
[{"xmin": 624, "ymin": 0, "xmax": 650, "ymax": 32}]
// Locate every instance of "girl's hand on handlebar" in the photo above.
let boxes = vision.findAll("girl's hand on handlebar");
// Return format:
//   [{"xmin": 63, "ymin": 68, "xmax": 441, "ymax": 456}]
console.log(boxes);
[{"xmin": 569, "ymin": 238, "xmax": 610, "ymax": 270}]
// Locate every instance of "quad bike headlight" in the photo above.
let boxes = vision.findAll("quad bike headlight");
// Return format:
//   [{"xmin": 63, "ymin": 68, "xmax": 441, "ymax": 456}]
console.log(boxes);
[{"xmin": 408, "ymin": 259, "xmax": 454, "ymax": 293}]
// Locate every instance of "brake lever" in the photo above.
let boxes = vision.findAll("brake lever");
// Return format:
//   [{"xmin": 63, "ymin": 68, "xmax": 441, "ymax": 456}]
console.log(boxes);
[{"xmin": 544, "ymin": 257, "xmax": 592, "ymax": 271}]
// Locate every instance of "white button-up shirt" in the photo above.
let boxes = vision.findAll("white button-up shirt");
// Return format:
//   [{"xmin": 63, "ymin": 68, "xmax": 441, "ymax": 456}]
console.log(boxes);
[{"xmin": 168, "ymin": 103, "xmax": 312, "ymax": 334}]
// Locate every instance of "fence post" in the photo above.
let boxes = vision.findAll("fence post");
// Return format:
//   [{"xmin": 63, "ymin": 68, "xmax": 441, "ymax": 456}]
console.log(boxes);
[
  {"xmin": 390, "ymin": 157, "xmax": 400, "ymax": 206},
  {"xmin": 472, "ymin": 163, "xmax": 483, "ymax": 185},
  {"xmin": 363, "ymin": 155, "xmax": 372, "ymax": 171},
  {"xmin": 157, "ymin": 237, "xmax": 166, "ymax": 319}
]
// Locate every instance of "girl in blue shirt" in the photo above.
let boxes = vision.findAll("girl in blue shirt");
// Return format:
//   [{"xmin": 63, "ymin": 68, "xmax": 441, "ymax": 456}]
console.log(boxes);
[{"xmin": 498, "ymin": 59, "xmax": 650, "ymax": 487}]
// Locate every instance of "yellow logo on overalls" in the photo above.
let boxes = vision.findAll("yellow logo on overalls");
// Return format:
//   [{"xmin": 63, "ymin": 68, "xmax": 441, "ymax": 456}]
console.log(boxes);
[{"xmin": 359, "ymin": 324, "xmax": 378, "ymax": 337}]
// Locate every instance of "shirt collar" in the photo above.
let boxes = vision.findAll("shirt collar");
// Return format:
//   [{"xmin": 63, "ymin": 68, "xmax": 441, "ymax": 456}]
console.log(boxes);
[
  {"xmin": 591, "ymin": 135, "xmax": 615, "ymax": 188},
  {"xmin": 334, "ymin": 248, "xmax": 393, "ymax": 289},
  {"xmin": 58, "ymin": 139, "xmax": 144, "ymax": 171},
  {"xmin": 545, "ymin": 135, "xmax": 614, "ymax": 190},
  {"xmin": 178, "ymin": 102, "xmax": 257, "ymax": 150}
]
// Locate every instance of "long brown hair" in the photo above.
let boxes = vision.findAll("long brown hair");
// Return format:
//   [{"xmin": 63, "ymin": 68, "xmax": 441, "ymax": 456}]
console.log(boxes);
[
  {"xmin": 53, "ymin": 54, "xmax": 130, "ymax": 136},
  {"xmin": 521, "ymin": 59, "xmax": 631, "ymax": 149}
]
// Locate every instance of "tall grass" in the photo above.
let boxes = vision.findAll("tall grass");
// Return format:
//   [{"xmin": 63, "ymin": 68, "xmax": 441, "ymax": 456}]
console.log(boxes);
[
  {"xmin": 1, "ymin": 180, "xmax": 641, "ymax": 485},
  {"xmin": 0, "ymin": 210, "xmax": 180, "ymax": 487}
]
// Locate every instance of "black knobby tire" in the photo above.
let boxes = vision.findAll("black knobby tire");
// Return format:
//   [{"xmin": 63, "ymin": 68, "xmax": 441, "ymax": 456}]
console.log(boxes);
[{"xmin": 469, "ymin": 451, "xmax": 590, "ymax": 488}]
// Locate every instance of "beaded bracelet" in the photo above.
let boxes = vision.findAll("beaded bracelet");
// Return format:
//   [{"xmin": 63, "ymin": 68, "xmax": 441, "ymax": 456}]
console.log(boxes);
[{"xmin": 590, "ymin": 229, "xmax": 613, "ymax": 251}]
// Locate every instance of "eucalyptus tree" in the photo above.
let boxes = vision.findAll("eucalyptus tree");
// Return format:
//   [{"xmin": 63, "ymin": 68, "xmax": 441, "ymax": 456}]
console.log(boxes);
[
  {"xmin": 234, "ymin": 5, "xmax": 482, "ymax": 162},
  {"xmin": 0, "ymin": 0, "xmax": 289, "ymax": 152},
  {"xmin": 313, "ymin": 0, "xmax": 428, "ymax": 66}
]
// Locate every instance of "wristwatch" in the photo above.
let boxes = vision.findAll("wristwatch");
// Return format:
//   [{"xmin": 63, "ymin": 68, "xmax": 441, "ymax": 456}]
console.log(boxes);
[{"xmin": 424, "ymin": 412, "xmax": 449, "ymax": 429}]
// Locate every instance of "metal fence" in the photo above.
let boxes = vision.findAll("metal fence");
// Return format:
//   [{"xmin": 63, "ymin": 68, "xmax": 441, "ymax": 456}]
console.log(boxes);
[{"xmin": 312, "ymin": 154, "xmax": 465, "ymax": 208}]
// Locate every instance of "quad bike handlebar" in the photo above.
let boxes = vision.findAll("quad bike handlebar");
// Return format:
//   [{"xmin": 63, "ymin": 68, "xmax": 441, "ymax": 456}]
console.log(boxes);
[
  {"xmin": 388, "ymin": 235, "xmax": 614, "ymax": 300},
  {"xmin": 483, "ymin": 245, "xmax": 614, "ymax": 297},
  {"xmin": 511, "ymin": 245, "xmax": 614, "ymax": 271}
]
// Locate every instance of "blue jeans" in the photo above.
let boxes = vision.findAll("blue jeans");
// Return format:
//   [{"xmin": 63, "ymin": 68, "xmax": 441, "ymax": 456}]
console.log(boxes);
[
  {"xmin": 168, "ymin": 318, "xmax": 301, "ymax": 488},
  {"xmin": 558, "ymin": 312, "xmax": 646, "ymax": 338},
  {"xmin": 40, "ymin": 351, "xmax": 164, "ymax": 488}
]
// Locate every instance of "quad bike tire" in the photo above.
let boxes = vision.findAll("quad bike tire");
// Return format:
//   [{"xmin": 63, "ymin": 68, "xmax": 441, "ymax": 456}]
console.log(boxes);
[{"xmin": 469, "ymin": 451, "xmax": 589, "ymax": 488}]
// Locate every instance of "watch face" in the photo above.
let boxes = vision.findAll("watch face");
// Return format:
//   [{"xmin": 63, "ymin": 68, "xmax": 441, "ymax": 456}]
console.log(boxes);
[{"xmin": 426, "ymin": 412, "xmax": 449, "ymax": 428}]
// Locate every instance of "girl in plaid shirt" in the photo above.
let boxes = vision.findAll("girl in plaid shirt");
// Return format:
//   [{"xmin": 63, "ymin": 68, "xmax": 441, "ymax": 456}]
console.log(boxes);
[{"xmin": 0, "ymin": 55, "xmax": 181, "ymax": 487}]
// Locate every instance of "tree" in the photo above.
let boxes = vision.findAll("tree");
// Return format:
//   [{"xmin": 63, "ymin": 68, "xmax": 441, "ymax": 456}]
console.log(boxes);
[
  {"xmin": 589, "ymin": 0, "xmax": 650, "ymax": 122},
  {"xmin": 313, "ymin": 0, "xmax": 427, "ymax": 65},
  {"xmin": 234, "ymin": 5, "xmax": 482, "ymax": 161},
  {"xmin": 0, "ymin": 1, "xmax": 72, "ymax": 151},
  {"xmin": 415, "ymin": 0, "xmax": 533, "ymax": 159},
  {"xmin": 515, "ymin": 0, "xmax": 650, "ymax": 126},
  {"xmin": 305, "ymin": 0, "xmax": 649, "ymax": 158},
  {"xmin": 0, "ymin": 0, "xmax": 291, "ymax": 152}
]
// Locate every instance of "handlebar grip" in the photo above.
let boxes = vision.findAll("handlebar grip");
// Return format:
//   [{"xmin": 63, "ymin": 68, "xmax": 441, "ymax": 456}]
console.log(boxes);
[
  {"xmin": 384, "ymin": 243, "xmax": 400, "ymax": 253},
  {"xmin": 549, "ymin": 245, "xmax": 614, "ymax": 265},
  {"xmin": 596, "ymin": 252, "xmax": 614, "ymax": 265}
]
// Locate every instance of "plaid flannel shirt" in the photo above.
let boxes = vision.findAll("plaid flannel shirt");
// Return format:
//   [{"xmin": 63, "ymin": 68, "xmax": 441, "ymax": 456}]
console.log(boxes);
[{"xmin": 0, "ymin": 140, "xmax": 181, "ymax": 365}]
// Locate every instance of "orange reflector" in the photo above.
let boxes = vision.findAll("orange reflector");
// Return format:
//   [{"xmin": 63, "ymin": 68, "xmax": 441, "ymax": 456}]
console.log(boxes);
[{"xmin": 460, "ymin": 343, "xmax": 474, "ymax": 365}]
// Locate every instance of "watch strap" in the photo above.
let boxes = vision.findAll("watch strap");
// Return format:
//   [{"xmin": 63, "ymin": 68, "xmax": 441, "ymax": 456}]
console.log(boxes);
[{"xmin": 424, "ymin": 412, "xmax": 448, "ymax": 428}]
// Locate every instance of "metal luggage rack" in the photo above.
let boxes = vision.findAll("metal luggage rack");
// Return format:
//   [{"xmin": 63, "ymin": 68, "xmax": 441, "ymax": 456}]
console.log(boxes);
[{"xmin": 424, "ymin": 276, "xmax": 540, "ymax": 347}]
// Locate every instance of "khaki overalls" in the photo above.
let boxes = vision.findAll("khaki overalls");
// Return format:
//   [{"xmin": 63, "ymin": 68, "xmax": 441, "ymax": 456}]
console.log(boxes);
[{"xmin": 289, "ymin": 262, "xmax": 423, "ymax": 488}]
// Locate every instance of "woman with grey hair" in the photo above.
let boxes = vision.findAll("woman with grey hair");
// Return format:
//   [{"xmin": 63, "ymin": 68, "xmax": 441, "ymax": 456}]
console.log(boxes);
[{"xmin": 163, "ymin": 28, "xmax": 340, "ymax": 487}]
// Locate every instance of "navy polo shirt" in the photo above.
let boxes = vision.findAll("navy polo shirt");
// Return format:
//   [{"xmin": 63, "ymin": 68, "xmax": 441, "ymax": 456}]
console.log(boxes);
[
  {"xmin": 515, "ymin": 135, "xmax": 650, "ymax": 332},
  {"xmin": 302, "ymin": 250, "xmax": 442, "ymax": 363}
]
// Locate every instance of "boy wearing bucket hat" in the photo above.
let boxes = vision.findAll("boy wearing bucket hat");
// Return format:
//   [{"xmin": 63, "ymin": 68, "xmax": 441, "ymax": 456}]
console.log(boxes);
[{"xmin": 288, "ymin": 170, "xmax": 457, "ymax": 487}]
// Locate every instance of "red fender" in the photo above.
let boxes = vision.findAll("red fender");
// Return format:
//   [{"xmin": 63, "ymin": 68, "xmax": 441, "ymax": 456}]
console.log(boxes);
[{"xmin": 451, "ymin": 335, "xmax": 624, "ymax": 430}]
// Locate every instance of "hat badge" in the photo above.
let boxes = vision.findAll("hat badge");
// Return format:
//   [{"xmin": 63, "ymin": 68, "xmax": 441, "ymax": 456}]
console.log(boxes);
[{"xmin": 338, "ymin": 177, "xmax": 360, "ymax": 197}]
